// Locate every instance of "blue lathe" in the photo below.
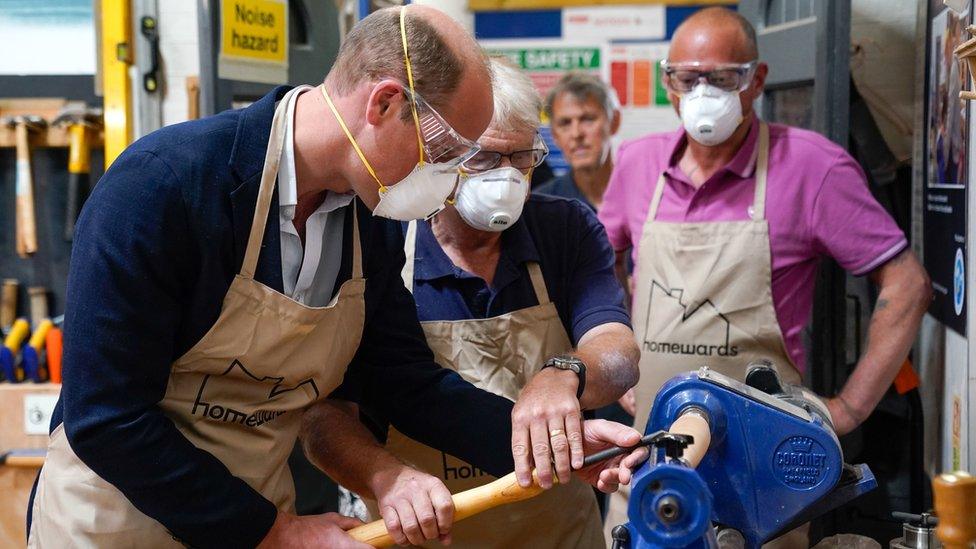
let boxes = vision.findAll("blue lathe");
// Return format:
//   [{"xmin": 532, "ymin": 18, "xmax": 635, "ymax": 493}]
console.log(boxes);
[{"xmin": 611, "ymin": 364, "xmax": 878, "ymax": 549}]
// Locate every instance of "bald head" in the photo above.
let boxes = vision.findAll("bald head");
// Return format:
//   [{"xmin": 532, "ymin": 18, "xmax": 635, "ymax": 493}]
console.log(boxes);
[
  {"xmin": 670, "ymin": 7, "xmax": 758, "ymax": 63},
  {"xmin": 326, "ymin": 5, "xmax": 490, "ymax": 111}
]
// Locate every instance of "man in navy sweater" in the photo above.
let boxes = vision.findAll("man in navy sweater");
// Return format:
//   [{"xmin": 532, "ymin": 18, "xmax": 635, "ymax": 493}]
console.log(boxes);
[{"xmin": 27, "ymin": 6, "xmax": 643, "ymax": 548}]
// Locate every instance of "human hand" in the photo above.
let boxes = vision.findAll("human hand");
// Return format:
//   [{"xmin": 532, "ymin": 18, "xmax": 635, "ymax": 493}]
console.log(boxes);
[
  {"xmin": 370, "ymin": 463, "xmax": 455, "ymax": 546},
  {"xmin": 257, "ymin": 511, "xmax": 371, "ymax": 549},
  {"xmin": 511, "ymin": 367, "xmax": 583, "ymax": 489},
  {"xmin": 826, "ymin": 397, "xmax": 860, "ymax": 436},
  {"xmin": 618, "ymin": 388, "xmax": 637, "ymax": 416},
  {"xmin": 574, "ymin": 419, "xmax": 649, "ymax": 493}
]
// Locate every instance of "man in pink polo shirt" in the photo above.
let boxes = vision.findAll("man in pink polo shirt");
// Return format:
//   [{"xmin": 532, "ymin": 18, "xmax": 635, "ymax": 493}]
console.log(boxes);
[{"xmin": 600, "ymin": 7, "xmax": 931, "ymax": 545}]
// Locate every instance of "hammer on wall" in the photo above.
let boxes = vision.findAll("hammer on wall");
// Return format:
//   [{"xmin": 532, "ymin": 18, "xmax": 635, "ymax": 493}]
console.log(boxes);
[
  {"xmin": 2, "ymin": 115, "xmax": 46, "ymax": 257},
  {"xmin": 54, "ymin": 108, "xmax": 102, "ymax": 241}
]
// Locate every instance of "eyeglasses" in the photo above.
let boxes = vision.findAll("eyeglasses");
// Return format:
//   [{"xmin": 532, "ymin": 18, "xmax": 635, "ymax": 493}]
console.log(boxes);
[
  {"xmin": 400, "ymin": 86, "xmax": 482, "ymax": 166},
  {"xmin": 660, "ymin": 61, "xmax": 758, "ymax": 94},
  {"xmin": 460, "ymin": 137, "xmax": 549, "ymax": 173}
]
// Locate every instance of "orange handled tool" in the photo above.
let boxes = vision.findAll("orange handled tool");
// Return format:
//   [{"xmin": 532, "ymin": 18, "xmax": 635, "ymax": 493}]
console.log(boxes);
[
  {"xmin": 933, "ymin": 471, "xmax": 976, "ymax": 549},
  {"xmin": 46, "ymin": 327, "xmax": 63, "ymax": 384}
]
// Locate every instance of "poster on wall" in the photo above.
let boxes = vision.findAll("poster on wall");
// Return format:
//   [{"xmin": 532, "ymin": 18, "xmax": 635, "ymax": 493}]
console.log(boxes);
[
  {"xmin": 0, "ymin": 0, "xmax": 95, "ymax": 75},
  {"xmin": 925, "ymin": 4, "xmax": 969, "ymax": 335},
  {"xmin": 604, "ymin": 41, "xmax": 681, "ymax": 144},
  {"xmin": 482, "ymin": 40, "xmax": 605, "ymax": 175}
]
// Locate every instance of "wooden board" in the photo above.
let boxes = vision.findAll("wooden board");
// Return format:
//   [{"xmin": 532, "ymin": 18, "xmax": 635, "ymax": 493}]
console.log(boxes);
[
  {"xmin": 0, "ymin": 99, "xmax": 104, "ymax": 148},
  {"xmin": 0, "ymin": 384, "xmax": 60, "ymax": 450}
]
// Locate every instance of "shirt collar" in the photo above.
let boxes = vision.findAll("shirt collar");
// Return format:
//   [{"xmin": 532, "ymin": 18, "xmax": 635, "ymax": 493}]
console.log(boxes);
[
  {"xmin": 412, "ymin": 214, "xmax": 541, "ymax": 284},
  {"xmin": 664, "ymin": 114, "xmax": 761, "ymax": 183},
  {"xmin": 278, "ymin": 89, "xmax": 354, "ymax": 224}
]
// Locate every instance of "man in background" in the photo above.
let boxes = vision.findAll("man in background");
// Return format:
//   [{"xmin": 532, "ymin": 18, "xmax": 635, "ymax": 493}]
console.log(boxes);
[{"xmin": 536, "ymin": 73, "xmax": 620, "ymax": 211}]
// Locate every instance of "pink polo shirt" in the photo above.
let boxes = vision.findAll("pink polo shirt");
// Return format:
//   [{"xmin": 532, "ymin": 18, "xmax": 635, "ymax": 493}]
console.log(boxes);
[{"xmin": 599, "ymin": 118, "xmax": 908, "ymax": 374}]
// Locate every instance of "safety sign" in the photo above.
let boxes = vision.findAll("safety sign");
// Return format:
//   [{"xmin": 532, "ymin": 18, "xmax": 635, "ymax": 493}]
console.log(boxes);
[{"xmin": 219, "ymin": 0, "xmax": 289, "ymax": 84}]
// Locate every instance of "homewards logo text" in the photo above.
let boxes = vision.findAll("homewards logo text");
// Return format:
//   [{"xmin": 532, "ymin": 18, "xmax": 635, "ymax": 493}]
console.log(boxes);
[
  {"xmin": 643, "ymin": 281, "xmax": 739, "ymax": 358},
  {"xmin": 191, "ymin": 360, "xmax": 319, "ymax": 427}
]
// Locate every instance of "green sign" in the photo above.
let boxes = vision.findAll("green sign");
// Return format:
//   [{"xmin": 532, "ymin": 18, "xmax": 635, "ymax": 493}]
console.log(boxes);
[{"xmin": 488, "ymin": 47, "xmax": 601, "ymax": 71}]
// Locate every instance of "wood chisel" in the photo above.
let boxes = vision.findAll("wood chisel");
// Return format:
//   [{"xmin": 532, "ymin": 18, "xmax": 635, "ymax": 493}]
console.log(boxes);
[
  {"xmin": 349, "ymin": 435, "xmax": 658, "ymax": 547},
  {"xmin": 0, "ymin": 279, "xmax": 17, "ymax": 333}
]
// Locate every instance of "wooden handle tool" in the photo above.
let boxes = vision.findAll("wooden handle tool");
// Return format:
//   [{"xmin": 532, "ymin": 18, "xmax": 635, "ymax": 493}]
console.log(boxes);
[
  {"xmin": 348, "ymin": 471, "xmax": 545, "ymax": 547},
  {"xmin": 7, "ymin": 116, "xmax": 46, "ymax": 257},
  {"xmin": 933, "ymin": 471, "xmax": 976, "ymax": 549},
  {"xmin": 28, "ymin": 287, "xmax": 49, "ymax": 328},
  {"xmin": 0, "ymin": 279, "xmax": 17, "ymax": 331},
  {"xmin": 348, "ymin": 425, "xmax": 691, "ymax": 547}
]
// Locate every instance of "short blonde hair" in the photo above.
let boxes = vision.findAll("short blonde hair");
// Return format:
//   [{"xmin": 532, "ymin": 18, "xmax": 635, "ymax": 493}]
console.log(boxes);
[{"xmin": 488, "ymin": 56, "xmax": 542, "ymax": 133}]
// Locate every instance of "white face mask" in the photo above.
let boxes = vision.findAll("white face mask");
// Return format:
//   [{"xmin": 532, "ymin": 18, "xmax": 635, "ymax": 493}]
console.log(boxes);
[
  {"xmin": 317, "ymin": 6, "xmax": 479, "ymax": 222},
  {"xmin": 454, "ymin": 167, "xmax": 528, "ymax": 232},
  {"xmin": 679, "ymin": 83, "xmax": 743, "ymax": 146},
  {"xmin": 372, "ymin": 163, "xmax": 458, "ymax": 221}
]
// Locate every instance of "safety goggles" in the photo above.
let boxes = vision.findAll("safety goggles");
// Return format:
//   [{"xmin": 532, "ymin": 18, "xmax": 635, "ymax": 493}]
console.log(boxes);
[
  {"xmin": 660, "ymin": 60, "xmax": 758, "ymax": 94},
  {"xmin": 400, "ymin": 86, "xmax": 482, "ymax": 167}
]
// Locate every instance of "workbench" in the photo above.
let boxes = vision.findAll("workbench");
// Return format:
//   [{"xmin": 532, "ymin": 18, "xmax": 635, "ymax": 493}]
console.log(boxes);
[{"xmin": 0, "ymin": 383, "xmax": 59, "ymax": 547}]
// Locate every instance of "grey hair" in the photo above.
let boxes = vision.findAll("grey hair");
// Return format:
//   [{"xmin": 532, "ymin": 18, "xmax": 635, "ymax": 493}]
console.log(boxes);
[
  {"xmin": 488, "ymin": 56, "xmax": 542, "ymax": 133},
  {"xmin": 544, "ymin": 72, "xmax": 619, "ymax": 120}
]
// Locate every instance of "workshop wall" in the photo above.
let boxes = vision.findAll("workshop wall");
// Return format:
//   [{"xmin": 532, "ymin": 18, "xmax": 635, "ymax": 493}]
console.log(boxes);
[{"xmin": 159, "ymin": 0, "xmax": 201, "ymax": 125}]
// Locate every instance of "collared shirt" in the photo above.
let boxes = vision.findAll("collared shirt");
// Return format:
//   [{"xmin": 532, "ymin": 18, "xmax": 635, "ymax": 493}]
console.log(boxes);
[
  {"xmin": 405, "ymin": 195, "xmax": 630, "ymax": 344},
  {"xmin": 599, "ymin": 116, "xmax": 908, "ymax": 373},
  {"xmin": 535, "ymin": 172, "xmax": 595, "ymax": 211},
  {"xmin": 278, "ymin": 90, "xmax": 354, "ymax": 306}
]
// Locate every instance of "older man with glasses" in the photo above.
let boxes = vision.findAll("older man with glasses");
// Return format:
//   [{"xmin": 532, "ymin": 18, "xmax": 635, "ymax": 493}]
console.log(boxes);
[
  {"xmin": 307, "ymin": 57, "xmax": 640, "ymax": 548},
  {"xmin": 599, "ymin": 7, "xmax": 931, "ymax": 546}
]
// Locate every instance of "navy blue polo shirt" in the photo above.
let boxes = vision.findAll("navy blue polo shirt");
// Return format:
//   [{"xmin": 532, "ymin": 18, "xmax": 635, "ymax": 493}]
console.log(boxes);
[
  {"xmin": 535, "ymin": 172, "xmax": 594, "ymax": 212},
  {"xmin": 404, "ymin": 194, "xmax": 630, "ymax": 345}
]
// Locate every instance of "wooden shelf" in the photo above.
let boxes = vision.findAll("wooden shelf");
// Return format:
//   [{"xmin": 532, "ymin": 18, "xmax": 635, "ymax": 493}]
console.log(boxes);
[{"xmin": 0, "ymin": 125, "xmax": 104, "ymax": 149}]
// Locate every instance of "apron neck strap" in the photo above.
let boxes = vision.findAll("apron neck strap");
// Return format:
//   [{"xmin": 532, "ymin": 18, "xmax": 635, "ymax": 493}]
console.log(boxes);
[
  {"xmin": 526, "ymin": 262, "xmax": 550, "ymax": 305},
  {"xmin": 751, "ymin": 121, "xmax": 770, "ymax": 220},
  {"xmin": 401, "ymin": 220, "xmax": 552, "ymax": 305},
  {"xmin": 241, "ymin": 86, "xmax": 305, "ymax": 280},
  {"xmin": 648, "ymin": 172, "xmax": 667, "ymax": 221},
  {"xmin": 401, "ymin": 219, "xmax": 418, "ymax": 292},
  {"xmin": 649, "ymin": 121, "xmax": 770, "ymax": 223},
  {"xmin": 350, "ymin": 201, "xmax": 362, "ymax": 279}
]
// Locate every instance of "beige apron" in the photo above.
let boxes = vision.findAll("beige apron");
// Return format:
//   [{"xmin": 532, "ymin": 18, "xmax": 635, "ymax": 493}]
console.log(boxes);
[
  {"xmin": 371, "ymin": 220, "xmax": 604, "ymax": 548},
  {"xmin": 605, "ymin": 123, "xmax": 809, "ymax": 548},
  {"xmin": 29, "ymin": 86, "xmax": 367, "ymax": 548}
]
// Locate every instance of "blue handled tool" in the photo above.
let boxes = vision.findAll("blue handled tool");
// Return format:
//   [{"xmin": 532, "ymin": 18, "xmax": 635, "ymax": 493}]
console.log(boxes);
[
  {"xmin": 1, "ymin": 318, "xmax": 30, "ymax": 382},
  {"xmin": 21, "ymin": 319, "xmax": 53, "ymax": 382}
]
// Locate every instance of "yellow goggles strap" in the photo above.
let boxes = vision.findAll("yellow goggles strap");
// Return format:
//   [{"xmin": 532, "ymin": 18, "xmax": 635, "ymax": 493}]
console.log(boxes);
[
  {"xmin": 400, "ymin": 6, "xmax": 426, "ymax": 166},
  {"xmin": 319, "ymin": 85, "xmax": 387, "ymax": 192}
]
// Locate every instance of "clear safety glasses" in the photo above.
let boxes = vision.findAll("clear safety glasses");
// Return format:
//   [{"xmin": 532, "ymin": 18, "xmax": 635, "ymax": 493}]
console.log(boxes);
[
  {"xmin": 400, "ymin": 86, "xmax": 482, "ymax": 167},
  {"xmin": 461, "ymin": 135, "xmax": 549, "ymax": 173},
  {"xmin": 660, "ymin": 60, "xmax": 758, "ymax": 94}
]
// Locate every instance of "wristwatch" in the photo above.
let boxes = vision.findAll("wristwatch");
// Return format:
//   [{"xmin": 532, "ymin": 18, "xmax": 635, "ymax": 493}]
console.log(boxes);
[{"xmin": 541, "ymin": 355, "xmax": 586, "ymax": 399}]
